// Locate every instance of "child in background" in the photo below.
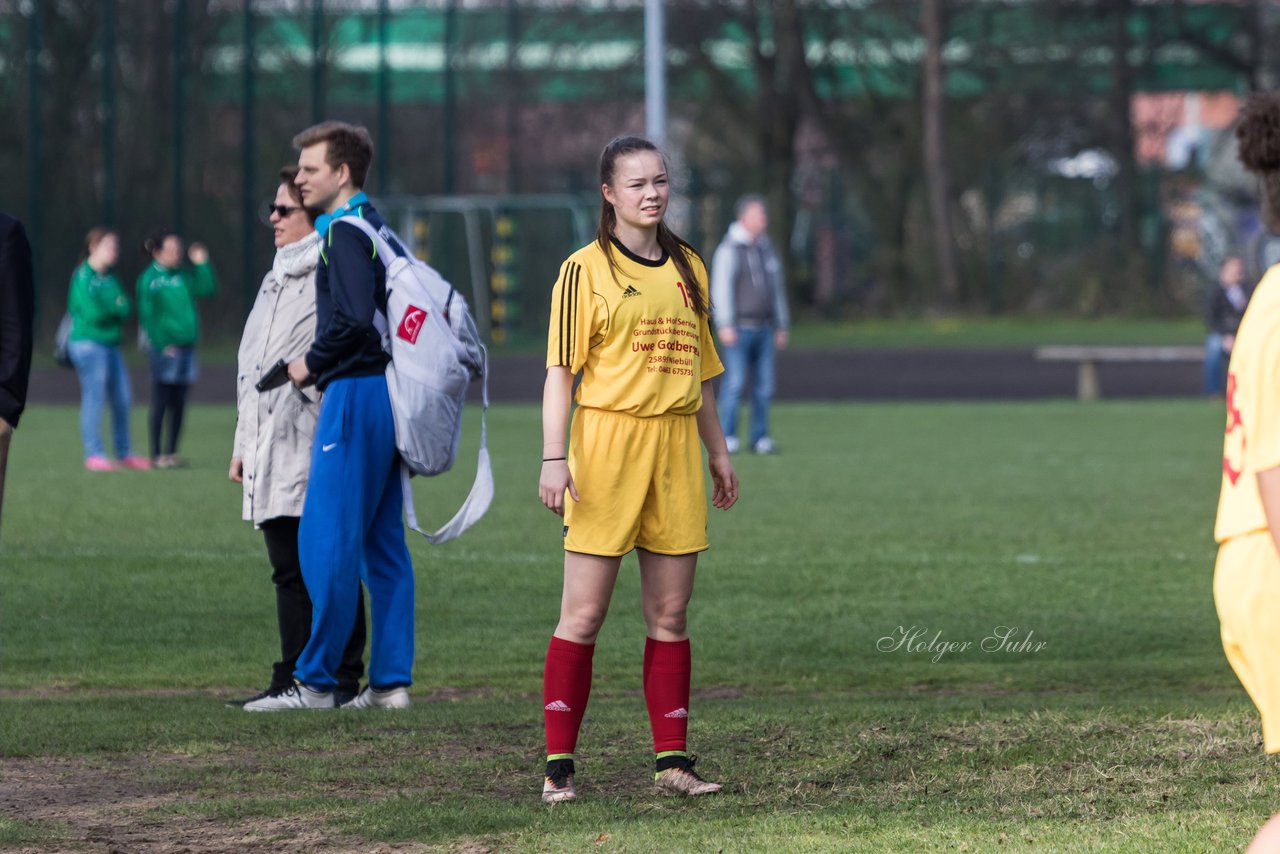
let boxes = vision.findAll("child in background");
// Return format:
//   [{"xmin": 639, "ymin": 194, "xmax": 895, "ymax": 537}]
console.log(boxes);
[
  {"xmin": 136, "ymin": 230, "xmax": 216, "ymax": 469},
  {"xmin": 1203, "ymin": 254, "xmax": 1251, "ymax": 397}
]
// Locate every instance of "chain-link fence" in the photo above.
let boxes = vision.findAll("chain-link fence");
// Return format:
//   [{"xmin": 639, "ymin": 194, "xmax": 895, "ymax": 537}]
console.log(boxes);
[{"xmin": 3, "ymin": 0, "xmax": 1270, "ymax": 348}]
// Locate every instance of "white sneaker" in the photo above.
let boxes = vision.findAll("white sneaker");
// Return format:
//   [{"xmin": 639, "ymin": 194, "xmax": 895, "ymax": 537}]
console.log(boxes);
[
  {"xmin": 243, "ymin": 683, "xmax": 334, "ymax": 712},
  {"xmin": 340, "ymin": 685, "xmax": 411, "ymax": 710},
  {"xmin": 725, "ymin": 436, "xmax": 740, "ymax": 454},
  {"xmin": 752, "ymin": 436, "xmax": 777, "ymax": 455}
]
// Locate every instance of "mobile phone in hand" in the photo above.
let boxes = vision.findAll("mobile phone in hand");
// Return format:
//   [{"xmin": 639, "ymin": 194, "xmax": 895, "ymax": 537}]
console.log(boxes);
[{"xmin": 255, "ymin": 359, "xmax": 289, "ymax": 392}]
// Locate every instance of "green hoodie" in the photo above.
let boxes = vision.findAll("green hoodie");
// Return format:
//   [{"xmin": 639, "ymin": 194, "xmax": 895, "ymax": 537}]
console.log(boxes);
[
  {"xmin": 68, "ymin": 260, "xmax": 130, "ymax": 345},
  {"xmin": 136, "ymin": 260, "xmax": 217, "ymax": 350}
]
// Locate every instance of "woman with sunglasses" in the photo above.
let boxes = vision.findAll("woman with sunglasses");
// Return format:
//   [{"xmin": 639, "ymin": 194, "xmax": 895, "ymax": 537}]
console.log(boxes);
[{"xmin": 227, "ymin": 165, "xmax": 366, "ymax": 708}]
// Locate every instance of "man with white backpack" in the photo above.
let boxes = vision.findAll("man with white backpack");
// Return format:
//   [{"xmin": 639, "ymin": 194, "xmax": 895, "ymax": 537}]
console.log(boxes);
[{"xmin": 247, "ymin": 121, "xmax": 416, "ymax": 712}]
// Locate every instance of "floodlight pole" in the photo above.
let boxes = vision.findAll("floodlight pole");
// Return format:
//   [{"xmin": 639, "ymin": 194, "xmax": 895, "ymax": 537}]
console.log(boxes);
[
  {"xmin": 242, "ymin": 0, "xmax": 256, "ymax": 318},
  {"xmin": 505, "ymin": 0, "xmax": 519, "ymax": 192},
  {"xmin": 26, "ymin": 0, "xmax": 42, "ymax": 300},
  {"xmin": 644, "ymin": 0, "xmax": 665, "ymax": 146},
  {"xmin": 443, "ymin": 0, "xmax": 458, "ymax": 193},
  {"xmin": 103, "ymin": 0, "xmax": 116, "ymax": 226},
  {"xmin": 311, "ymin": 0, "xmax": 325, "ymax": 122},
  {"xmin": 174, "ymin": 0, "xmax": 186, "ymax": 234},
  {"xmin": 377, "ymin": 0, "xmax": 390, "ymax": 193}
]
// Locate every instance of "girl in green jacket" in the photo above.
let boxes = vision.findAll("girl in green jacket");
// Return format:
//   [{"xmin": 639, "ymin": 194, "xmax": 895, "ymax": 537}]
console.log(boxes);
[
  {"xmin": 136, "ymin": 230, "xmax": 217, "ymax": 468},
  {"xmin": 68, "ymin": 228, "xmax": 150, "ymax": 471}
]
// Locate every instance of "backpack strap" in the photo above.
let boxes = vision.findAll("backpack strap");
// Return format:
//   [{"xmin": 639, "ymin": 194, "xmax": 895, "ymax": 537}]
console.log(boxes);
[
  {"xmin": 335, "ymin": 216, "xmax": 493, "ymax": 545},
  {"xmin": 401, "ymin": 345, "xmax": 492, "ymax": 544},
  {"xmin": 333, "ymin": 216, "xmax": 397, "ymax": 338}
]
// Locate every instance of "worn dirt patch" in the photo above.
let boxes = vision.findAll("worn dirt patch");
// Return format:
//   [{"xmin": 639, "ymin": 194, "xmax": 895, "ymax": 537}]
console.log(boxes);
[
  {"xmin": 0, "ymin": 754, "xmax": 440, "ymax": 854},
  {"xmin": 0, "ymin": 686, "xmax": 514, "ymax": 702},
  {"xmin": 0, "ymin": 687, "xmax": 233, "ymax": 700}
]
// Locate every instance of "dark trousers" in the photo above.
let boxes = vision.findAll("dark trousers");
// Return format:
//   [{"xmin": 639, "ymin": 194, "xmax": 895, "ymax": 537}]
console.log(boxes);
[
  {"xmin": 149, "ymin": 382, "xmax": 188, "ymax": 458},
  {"xmin": 261, "ymin": 516, "xmax": 367, "ymax": 694}
]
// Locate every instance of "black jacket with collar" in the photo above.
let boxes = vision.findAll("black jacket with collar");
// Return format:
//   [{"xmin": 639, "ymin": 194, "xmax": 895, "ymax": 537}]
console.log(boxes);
[
  {"xmin": 304, "ymin": 202, "xmax": 407, "ymax": 391},
  {"xmin": 0, "ymin": 212, "xmax": 34, "ymax": 428}
]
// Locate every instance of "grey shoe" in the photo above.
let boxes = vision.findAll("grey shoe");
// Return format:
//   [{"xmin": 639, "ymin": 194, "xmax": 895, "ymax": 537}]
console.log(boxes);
[
  {"xmin": 752, "ymin": 437, "xmax": 777, "ymax": 455},
  {"xmin": 340, "ymin": 685, "xmax": 410, "ymax": 710},
  {"xmin": 655, "ymin": 759, "xmax": 722, "ymax": 796},
  {"xmin": 725, "ymin": 436, "xmax": 740, "ymax": 454},
  {"xmin": 244, "ymin": 683, "xmax": 334, "ymax": 712}
]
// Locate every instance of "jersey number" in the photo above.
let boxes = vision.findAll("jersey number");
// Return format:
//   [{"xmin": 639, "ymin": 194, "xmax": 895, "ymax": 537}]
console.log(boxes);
[
  {"xmin": 1224, "ymin": 372, "xmax": 1246, "ymax": 486},
  {"xmin": 676, "ymin": 281, "xmax": 690, "ymax": 308}
]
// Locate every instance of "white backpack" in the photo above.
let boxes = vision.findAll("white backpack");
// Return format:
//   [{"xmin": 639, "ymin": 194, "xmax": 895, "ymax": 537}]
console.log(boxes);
[{"xmin": 336, "ymin": 217, "xmax": 492, "ymax": 544}]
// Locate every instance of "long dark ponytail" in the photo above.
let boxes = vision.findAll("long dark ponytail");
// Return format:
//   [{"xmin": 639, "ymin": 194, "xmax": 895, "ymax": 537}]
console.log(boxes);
[{"xmin": 596, "ymin": 135, "xmax": 709, "ymax": 317}]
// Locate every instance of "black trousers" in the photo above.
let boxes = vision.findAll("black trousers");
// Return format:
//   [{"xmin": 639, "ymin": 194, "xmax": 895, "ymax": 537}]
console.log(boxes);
[
  {"xmin": 149, "ymin": 381, "xmax": 188, "ymax": 458},
  {"xmin": 261, "ymin": 516, "xmax": 367, "ymax": 694}
]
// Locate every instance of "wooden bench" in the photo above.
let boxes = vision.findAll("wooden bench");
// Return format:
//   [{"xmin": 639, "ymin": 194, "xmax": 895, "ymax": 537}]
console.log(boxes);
[{"xmin": 1034, "ymin": 345, "xmax": 1204, "ymax": 401}]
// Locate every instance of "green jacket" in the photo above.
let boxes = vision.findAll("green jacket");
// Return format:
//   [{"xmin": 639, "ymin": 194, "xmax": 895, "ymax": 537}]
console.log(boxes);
[
  {"xmin": 68, "ymin": 261, "xmax": 130, "ymax": 345},
  {"xmin": 136, "ymin": 261, "xmax": 217, "ymax": 350}
]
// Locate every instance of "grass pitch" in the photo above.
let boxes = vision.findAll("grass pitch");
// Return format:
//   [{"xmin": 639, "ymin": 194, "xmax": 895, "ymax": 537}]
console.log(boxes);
[{"xmin": 1, "ymin": 398, "xmax": 1271, "ymax": 852}]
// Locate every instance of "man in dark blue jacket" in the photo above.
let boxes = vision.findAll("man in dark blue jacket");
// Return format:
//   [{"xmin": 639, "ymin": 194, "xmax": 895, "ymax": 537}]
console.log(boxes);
[
  {"xmin": 247, "ymin": 122, "xmax": 414, "ymax": 712},
  {"xmin": 0, "ymin": 212, "xmax": 34, "ymax": 531}
]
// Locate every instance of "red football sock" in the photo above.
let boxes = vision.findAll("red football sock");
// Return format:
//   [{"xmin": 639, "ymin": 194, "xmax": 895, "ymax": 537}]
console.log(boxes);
[
  {"xmin": 543, "ymin": 635, "xmax": 595, "ymax": 759},
  {"xmin": 644, "ymin": 637, "xmax": 691, "ymax": 755}
]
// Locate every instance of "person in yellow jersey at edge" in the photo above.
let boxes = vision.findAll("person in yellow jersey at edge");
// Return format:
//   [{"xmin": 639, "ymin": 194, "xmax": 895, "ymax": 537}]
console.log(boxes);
[
  {"xmin": 1217, "ymin": 92, "xmax": 1280, "ymax": 761},
  {"xmin": 536, "ymin": 136, "xmax": 740, "ymax": 804},
  {"xmin": 1222, "ymin": 93, "xmax": 1280, "ymax": 854}
]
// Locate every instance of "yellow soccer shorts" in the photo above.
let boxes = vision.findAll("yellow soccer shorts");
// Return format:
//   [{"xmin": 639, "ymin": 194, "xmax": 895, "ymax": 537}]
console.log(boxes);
[
  {"xmin": 563, "ymin": 407, "xmax": 708, "ymax": 557},
  {"xmin": 1215, "ymin": 530, "xmax": 1280, "ymax": 753}
]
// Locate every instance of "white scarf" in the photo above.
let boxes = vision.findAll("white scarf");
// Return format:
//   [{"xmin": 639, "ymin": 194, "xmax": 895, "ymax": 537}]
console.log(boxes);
[{"xmin": 270, "ymin": 231, "xmax": 320, "ymax": 288}]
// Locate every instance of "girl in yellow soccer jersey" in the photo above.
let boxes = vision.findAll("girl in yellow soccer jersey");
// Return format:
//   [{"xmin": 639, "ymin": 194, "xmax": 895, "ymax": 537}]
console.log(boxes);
[
  {"xmin": 536, "ymin": 136, "xmax": 739, "ymax": 803},
  {"xmin": 1215, "ymin": 92, "xmax": 1280, "ymax": 755}
]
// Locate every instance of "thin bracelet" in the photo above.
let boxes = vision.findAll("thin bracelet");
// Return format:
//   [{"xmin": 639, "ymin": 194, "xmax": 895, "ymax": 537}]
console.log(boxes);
[{"xmin": 542, "ymin": 457, "xmax": 567, "ymax": 462}]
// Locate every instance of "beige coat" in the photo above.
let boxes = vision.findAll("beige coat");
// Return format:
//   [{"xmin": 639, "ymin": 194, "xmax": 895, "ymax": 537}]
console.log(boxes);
[{"xmin": 233, "ymin": 232, "xmax": 323, "ymax": 525}]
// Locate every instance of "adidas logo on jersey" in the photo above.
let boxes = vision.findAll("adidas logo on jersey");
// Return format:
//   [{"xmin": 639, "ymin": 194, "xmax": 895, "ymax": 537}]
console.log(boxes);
[
  {"xmin": 622, "ymin": 285, "xmax": 642, "ymax": 298},
  {"xmin": 545, "ymin": 700, "xmax": 572, "ymax": 712},
  {"xmin": 663, "ymin": 707, "xmax": 689, "ymax": 719}
]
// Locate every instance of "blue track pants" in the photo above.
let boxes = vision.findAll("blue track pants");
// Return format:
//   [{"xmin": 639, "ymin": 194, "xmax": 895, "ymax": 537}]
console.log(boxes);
[{"xmin": 295, "ymin": 374, "xmax": 414, "ymax": 691}]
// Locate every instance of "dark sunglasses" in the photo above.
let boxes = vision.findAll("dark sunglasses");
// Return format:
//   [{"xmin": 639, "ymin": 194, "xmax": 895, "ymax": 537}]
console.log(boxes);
[{"xmin": 259, "ymin": 201, "xmax": 306, "ymax": 226}]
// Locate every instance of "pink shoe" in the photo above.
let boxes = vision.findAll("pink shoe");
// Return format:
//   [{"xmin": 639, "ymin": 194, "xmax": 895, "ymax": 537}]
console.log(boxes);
[
  {"xmin": 118, "ymin": 455, "xmax": 152, "ymax": 471},
  {"xmin": 85, "ymin": 455, "xmax": 117, "ymax": 472}
]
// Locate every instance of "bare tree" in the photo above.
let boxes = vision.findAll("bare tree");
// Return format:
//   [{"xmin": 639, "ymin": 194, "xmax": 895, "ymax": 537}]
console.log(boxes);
[
  {"xmin": 674, "ymin": 1, "xmax": 808, "ymax": 276},
  {"xmin": 1107, "ymin": 0, "xmax": 1141, "ymax": 256},
  {"xmin": 921, "ymin": 0, "xmax": 959, "ymax": 303}
]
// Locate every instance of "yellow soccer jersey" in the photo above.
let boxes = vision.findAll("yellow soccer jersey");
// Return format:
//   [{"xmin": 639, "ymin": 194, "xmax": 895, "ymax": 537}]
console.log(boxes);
[
  {"xmin": 545, "ymin": 238, "xmax": 724, "ymax": 417},
  {"xmin": 1216, "ymin": 268, "xmax": 1280, "ymax": 542}
]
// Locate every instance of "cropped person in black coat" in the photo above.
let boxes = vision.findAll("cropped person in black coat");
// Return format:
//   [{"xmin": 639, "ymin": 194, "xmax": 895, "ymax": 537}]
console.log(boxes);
[{"xmin": 0, "ymin": 212, "xmax": 35, "ymax": 530}]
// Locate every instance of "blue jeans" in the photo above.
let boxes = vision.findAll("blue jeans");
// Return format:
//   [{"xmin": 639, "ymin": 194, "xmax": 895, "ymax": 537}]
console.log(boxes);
[
  {"xmin": 1203, "ymin": 333, "xmax": 1228, "ymax": 396},
  {"xmin": 295, "ymin": 375, "xmax": 414, "ymax": 691},
  {"xmin": 68, "ymin": 339, "xmax": 134, "ymax": 459},
  {"xmin": 149, "ymin": 345, "xmax": 198, "ymax": 385},
  {"xmin": 717, "ymin": 325, "xmax": 776, "ymax": 447}
]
